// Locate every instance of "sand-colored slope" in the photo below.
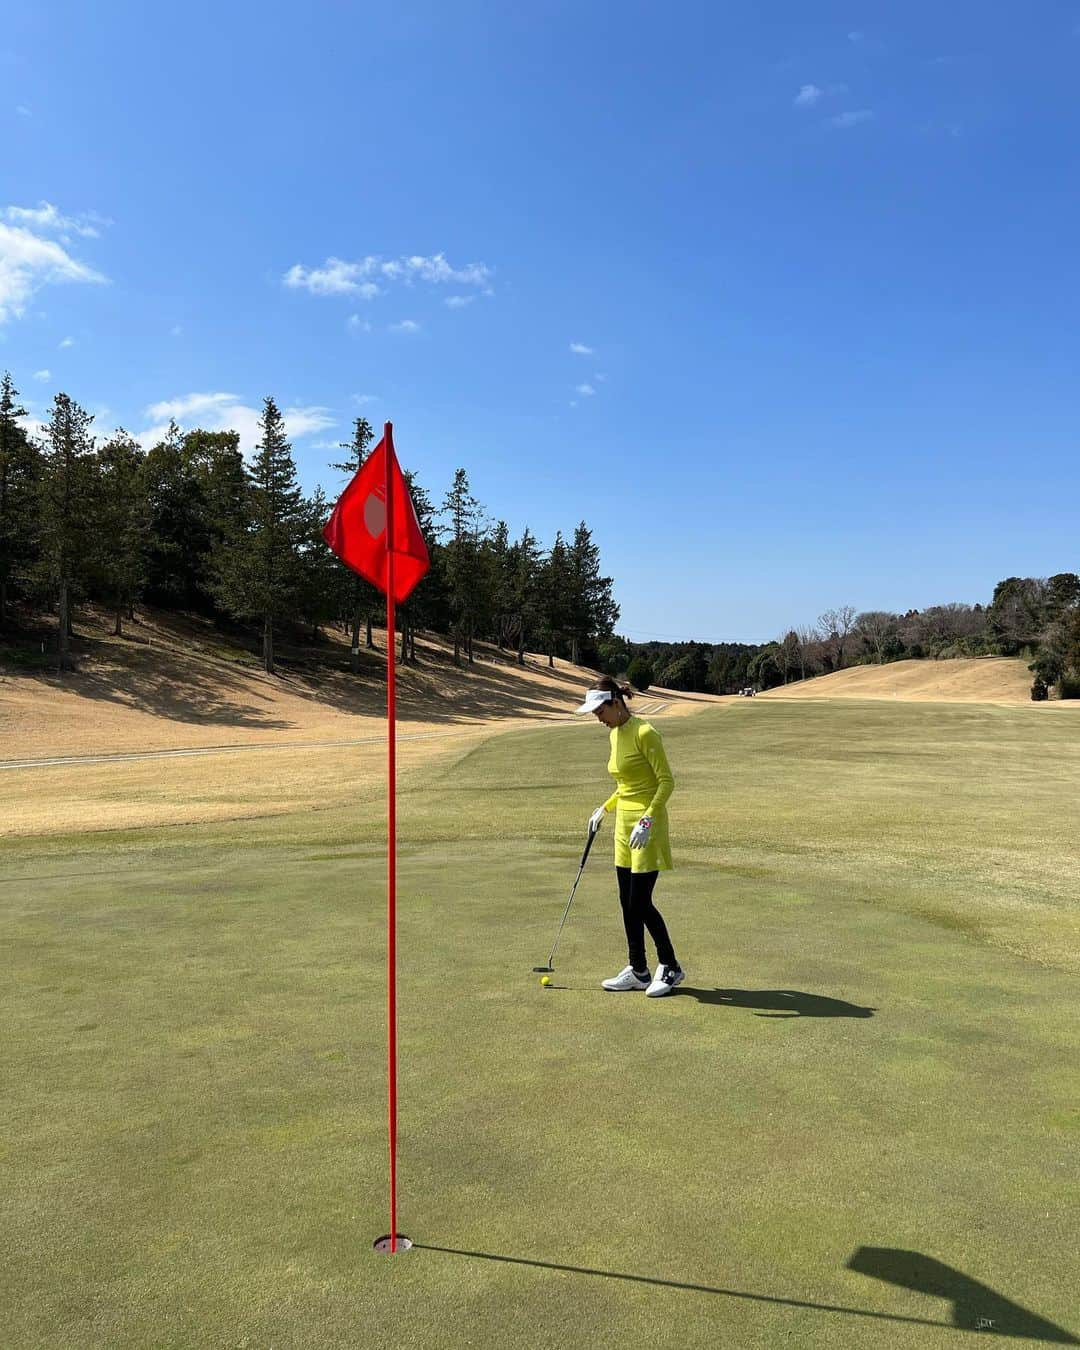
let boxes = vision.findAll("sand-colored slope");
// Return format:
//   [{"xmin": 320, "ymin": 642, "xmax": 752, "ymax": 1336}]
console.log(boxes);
[
  {"xmin": 0, "ymin": 609, "xmax": 727, "ymax": 836},
  {"xmin": 0, "ymin": 606, "xmax": 724, "ymax": 763},
  {"xmin": 759, "ymin": 656, "xmax": 1045, "ymax": 704}
]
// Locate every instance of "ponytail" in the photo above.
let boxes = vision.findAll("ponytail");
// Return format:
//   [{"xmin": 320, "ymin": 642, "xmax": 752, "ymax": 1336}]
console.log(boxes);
[{"xmin": 595, "ymin": 674, "xmax": 634, "ymax": 702}]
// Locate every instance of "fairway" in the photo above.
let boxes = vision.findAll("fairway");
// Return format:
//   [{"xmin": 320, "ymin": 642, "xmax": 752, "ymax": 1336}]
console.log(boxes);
[{"xmin": 3, "ymin": 700, "xmax": 1079, "ymax": 1348}]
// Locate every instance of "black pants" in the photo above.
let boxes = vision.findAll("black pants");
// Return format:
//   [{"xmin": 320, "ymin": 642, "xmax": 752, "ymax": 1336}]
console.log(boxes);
[{"xmin": 616, "ymin": 866, "xmax": 677, "ymax": 972}]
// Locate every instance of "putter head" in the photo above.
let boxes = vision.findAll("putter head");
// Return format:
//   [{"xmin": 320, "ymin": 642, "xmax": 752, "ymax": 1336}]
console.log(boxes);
[{"xmin": 532, "ymin": 965, "xmax": 554, "ymax": 973}]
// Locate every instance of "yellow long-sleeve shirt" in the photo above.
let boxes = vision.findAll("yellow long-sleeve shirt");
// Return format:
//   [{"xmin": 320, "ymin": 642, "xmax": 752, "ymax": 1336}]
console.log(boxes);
[{"xmin": 602, "ymin": 715, "xmax": 675, "ymax": 872}]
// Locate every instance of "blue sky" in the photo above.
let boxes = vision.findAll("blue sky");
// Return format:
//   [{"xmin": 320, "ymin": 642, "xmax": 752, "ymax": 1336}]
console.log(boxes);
[{"xmin": 3, "ymin": 2, "xmax": 1079, "ymax": 643}]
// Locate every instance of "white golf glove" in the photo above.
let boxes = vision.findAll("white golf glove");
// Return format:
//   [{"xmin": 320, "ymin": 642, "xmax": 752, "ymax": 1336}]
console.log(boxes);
[
  {"xmin": 588, "ymin": 806, "xmax": 606, "ymax": 833},
  {"xmin": 629, "ymin": 816, "xmax": 653, "ymax": 849}
]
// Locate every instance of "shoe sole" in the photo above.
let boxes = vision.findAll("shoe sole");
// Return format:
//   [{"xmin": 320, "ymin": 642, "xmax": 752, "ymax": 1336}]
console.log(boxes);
[
  {"xmin": 646, "ymin": 974, "xmax": 685, "ymax": 998},
  {"xmin": 602, "ymin": 984, "xmax": 649, "ymax": 992}
]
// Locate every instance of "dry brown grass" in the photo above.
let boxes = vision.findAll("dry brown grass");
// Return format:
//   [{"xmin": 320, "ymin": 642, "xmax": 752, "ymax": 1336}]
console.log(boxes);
[
  {"xmin": 759, "ymin": 656, "xmax": 1076, "ymax": 706},
  {"xmin": 0, "ymin": 606, "xmax": 726, "ymax": 836},
  {"xmin": 0, "ymin": 734, "xmax": 477, "ymax": 836}
]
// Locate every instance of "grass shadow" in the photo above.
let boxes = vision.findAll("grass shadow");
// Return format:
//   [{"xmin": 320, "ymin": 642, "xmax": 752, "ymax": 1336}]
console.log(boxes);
[
  {"xmin": 412, "ymin": 1245, "xmax": 1078, "ymax": 1341},
  {"xmin": 680, "ymin": 988, "xmax": 877, "ymax": 1017},
  {"xmin": 847, "ymin": 1247, "xmax": 1080, "ymax": 1340}
]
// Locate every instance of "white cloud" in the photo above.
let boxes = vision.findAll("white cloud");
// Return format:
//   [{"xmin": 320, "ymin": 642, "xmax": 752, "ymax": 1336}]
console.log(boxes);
[
  {"xmin": 346, "ymin": 314, "xmax": 372, "ymax": 333},
  {"xmin": 0, "ymin": 217, "xmax": 108, "ymax": 324},
  {"xmin": 58, "ymin": 335, "xmax": 74, "ymax": 348},
  {"xmin": 169, "ymin": 324, "xmax": 183, "ymax": 337},
  {"xmin": 283, "ymin": 251, "xmax": 493, "ymax": 298},
  {"xmin": 16, "ymin": 413, "xmax": 50, "ymax": 442},
  {"xmin": 794, "ymin": 84, "xmax": 822, "ymax": 107},
  {"xmin": 445, "ymin": 294, "xmax": 475, "ymax": 308},
  {"xmin": 33, "ymin": 368, "xmax": 50, "ymax": 380},
  {"xmin": 89, "ymin": 404, "xmax": 119, "ymax": 441},
  {"xmin": 352, "ymin": 393, "xmax": 378, "ymax": 405},
  {"xmin": 283, "ymin": 258, "xmax": 381, "ymax": 297},
  {"xmin": 138, "ymin": 392, "xmax": 334, "ymax": 456},
  {"xmin": 390, "ymin": 319, "xmax": 420, "ymax": 333},
  {"xmin": 16, "ymin": 105, "xmax": 30, "ymax": 118},
  {"xmin": 831, "ymin": 109, "xmax": 874, "ymax": 129},
  {"xmin": 569, "ymin": 342, "xmax": 593, "ymax": 355},
  {"xmin": 3, "ymin": 201, "xmax": 109, "ymax": 238},
  {"xmin": 576, "ymin": 383, "xmax": 596, "ymax": 397},
  {"xmin": 402, "ymin": 253, "xmax": 491, "ymax": 286},
  {"xmin": 595, "ymin": 372, "xmax": 607, "ymax": 382}
]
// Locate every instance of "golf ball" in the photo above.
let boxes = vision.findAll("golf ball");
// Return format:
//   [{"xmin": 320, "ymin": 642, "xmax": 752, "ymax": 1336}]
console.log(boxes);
[{"xmin": 540, "ymin": 975, "xmax": 552, "ymax": 987}]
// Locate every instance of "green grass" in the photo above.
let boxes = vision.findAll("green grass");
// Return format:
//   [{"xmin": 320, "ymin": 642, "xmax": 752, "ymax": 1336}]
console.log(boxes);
[{"xmin": 3, "ymin": 701, "xmax": 1080, "ymax": 1347}]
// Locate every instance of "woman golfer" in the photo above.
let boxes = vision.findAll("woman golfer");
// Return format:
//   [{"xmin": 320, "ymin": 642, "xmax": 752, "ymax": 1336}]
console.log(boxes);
[{"xmin": 576, "ymin": 676, "xmax": 684, "ymax": 996}]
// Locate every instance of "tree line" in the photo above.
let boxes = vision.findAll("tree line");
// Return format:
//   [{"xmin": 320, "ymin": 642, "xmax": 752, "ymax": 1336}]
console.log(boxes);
[
  {"xmin": 5, "ymin": 371, "xmax": 1073, "ymax": 699},
  {"xmin": 604, "ymin": 584, "xmax": 1080, "ymax": 700},
  {"xmin": 0, "ymin": 375, "xmax": 619, "ymax": 675}
]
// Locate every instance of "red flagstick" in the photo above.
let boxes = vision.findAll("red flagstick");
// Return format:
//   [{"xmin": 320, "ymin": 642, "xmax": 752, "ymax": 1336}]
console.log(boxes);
[
  {"xmin": 384, "ymin": 423, "xmax": 399, "ymax": 1254},
  {"xmin": 321, "ymin": 418, "xmax": 429, "ymax": 1255}
]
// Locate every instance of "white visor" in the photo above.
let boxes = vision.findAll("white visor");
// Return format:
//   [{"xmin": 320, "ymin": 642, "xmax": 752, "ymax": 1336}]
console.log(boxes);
[{"xmin": 575, "ymin": 688, "xmax": 613, "ymax": 715}]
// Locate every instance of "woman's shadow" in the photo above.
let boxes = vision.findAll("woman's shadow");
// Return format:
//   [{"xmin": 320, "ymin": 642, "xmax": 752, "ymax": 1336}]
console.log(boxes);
[{"xmin": 679, "ymin": 988, "xmax": 876, "ymax": 1018}]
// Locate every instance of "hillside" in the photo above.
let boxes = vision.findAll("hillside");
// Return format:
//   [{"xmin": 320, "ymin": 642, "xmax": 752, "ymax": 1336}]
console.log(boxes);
[
  {"xmin": 0, "ymin": 606, "xmax": 724, "ymax": 763},
  {"xmin": 759, "ymin": 656, "xmax": 1051, "ymax": 705}
]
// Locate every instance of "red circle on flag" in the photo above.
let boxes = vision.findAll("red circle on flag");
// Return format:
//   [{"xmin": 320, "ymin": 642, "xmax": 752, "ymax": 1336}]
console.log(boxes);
[{"xmin": 364, "ymin": 494, "xmax": 387, "ymax": 538}]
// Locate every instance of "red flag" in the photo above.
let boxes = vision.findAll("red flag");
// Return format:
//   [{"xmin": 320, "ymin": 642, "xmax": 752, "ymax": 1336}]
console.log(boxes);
[{"xmin": 322, "ymin": 430, "xmax": 430, "ymax": 603}]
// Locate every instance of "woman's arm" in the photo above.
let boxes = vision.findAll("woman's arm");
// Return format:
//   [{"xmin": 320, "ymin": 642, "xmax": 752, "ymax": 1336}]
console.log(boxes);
[{"xmin": 639, "ymin": 724, "xmax": 674, "ymax": 814}]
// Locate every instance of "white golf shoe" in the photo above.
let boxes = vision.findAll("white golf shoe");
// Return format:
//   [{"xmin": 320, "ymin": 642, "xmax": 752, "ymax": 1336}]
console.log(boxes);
[
  {"xmin": 601, "ymin": 965, "xmax": 651, "ymax": 991},
  {"xmin": 645, "ymin": 964, "xmax": 685, "ymax": 997}
]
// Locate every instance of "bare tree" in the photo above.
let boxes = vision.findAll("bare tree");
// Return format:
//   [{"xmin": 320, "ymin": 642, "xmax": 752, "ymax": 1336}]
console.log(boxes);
[
  {"xmin": 903, "ymin": 602, "xmax": 987, "ymax": 654},
  {"xmin": 988, "ymin": 578, "xmax": 1045, "ymax": 654},
  {"xmin": 817, "ymin": 604, "xmax": 858, "ymax": 670},
  {"xmin": 855, "ymin": 610, "xmax": 899, "ymax": 664},
  {"xmin": 796, "ymin": 626, "xmax": 823, "ymax": 680},
  {"xmin": 774, "ymin": 629, "xmax": 801, "ymax": 684}
]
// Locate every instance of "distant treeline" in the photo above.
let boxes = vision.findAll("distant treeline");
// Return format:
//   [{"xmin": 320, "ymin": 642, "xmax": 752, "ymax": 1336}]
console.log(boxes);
[
  {"xmin": 604, "ymin": 584, "xmax": 1080, "ymax": 700},
  {"xmin": 0, "ymin": 376, "xmax": 618, "ymax": 674},
  {"xmin": 6, "ymin": 374, "xmax": 1074, "ymax": 700}
]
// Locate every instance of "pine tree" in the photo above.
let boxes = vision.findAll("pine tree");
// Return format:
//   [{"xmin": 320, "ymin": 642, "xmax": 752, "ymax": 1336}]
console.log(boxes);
[
  {"xmin": 566, "ymin": 521, "xmax": 619, "ymax": 665},
  {"xmin": 330, "ymin": 417, "xmax": 381, "ymax": 670},
  {"xmin": 487, "ymin": 520, "xmax": 516, "ymax": 651},
  {"xmin": 38, "ymin": 393, "xmax": 97, "ymax": 670},
  {"xmin": 0, "ymin": 372, "xmax": 40, "ymax": 628},
  {"xmin": 440, "ymin": 468, "xmax": 485, "ymax": 666},
  {"xmin": 213, "ymin": 396, "xmax": 305, "ymax": 673},
  {"xmin": 90, "ymin": 431, "xmax": 148, "ymax": 636},
  {"xmin": 143, "ymin": 421, "xmax": 208, "ymax": 609},
  {"xmin": 510, "ymin": 526, "xmax": 544, "ymax": 665},
  {"xmin": 184, "ymin": 428, "xmax": 248, "ymax": 607},
  {"xmin": 397, "ymin": 468, "xmax": 438, "ymax": 663},
  {"xmin": 296, "ymin": 485, "xmax": 343, "ymax": 641},
  {"xmin": 538, "ymin": 531, "xmax": 572, "ymax": 668}
]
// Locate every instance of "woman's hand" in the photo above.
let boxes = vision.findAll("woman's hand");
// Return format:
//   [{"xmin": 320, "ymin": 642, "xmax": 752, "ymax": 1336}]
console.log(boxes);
[
  {"xmin": 629, "ymin": 816, "xmax": 653, "ymax": 849},
  {"xmin": 588, "ymin": 806, "xmax": 606, "ymax": 832}
]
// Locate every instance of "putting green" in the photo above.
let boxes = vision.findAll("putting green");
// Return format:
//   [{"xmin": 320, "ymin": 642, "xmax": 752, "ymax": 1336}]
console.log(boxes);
[{"xmin": 2, "ymin": 702, "xmax": 1079, "ymax": 1347}]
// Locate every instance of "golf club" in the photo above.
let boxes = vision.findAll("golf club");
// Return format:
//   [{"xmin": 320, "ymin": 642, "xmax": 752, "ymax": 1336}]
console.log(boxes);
[{"xmin": 532, "ymin": 819, "xmax": 600, "ymax": 973}]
